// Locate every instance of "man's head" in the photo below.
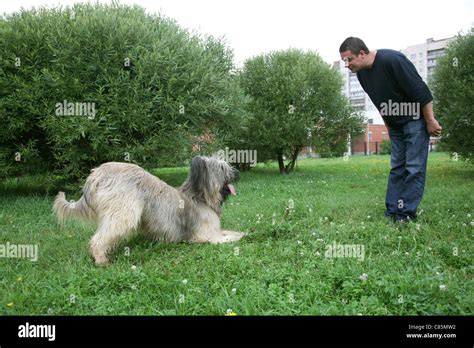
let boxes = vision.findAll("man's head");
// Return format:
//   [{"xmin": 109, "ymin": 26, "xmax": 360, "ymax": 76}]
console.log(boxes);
[{"xmin": 339, "ymin": 37, "xmax": 371, "ymax": 72}]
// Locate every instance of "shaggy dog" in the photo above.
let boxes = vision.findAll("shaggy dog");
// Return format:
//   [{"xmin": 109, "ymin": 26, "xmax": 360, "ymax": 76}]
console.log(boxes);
[{"xmin": 53, "ymin": 156, "xmax": 245, "ymax": 266}]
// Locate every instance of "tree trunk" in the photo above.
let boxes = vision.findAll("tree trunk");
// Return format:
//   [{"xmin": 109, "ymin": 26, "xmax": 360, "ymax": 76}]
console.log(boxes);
[
  {"xmin": 277, "ymin": 149, "xmax": 287, "ymax": 174},
  {"xmin": 285, "ymin": 146, "xmax": 301, "ymax": 173}
]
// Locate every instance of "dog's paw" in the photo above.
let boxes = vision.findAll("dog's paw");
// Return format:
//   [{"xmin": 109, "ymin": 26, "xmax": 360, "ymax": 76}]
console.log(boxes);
[
  {"xmin": 94, "ymin": 259, "xmax": 110, "ymax": 267},
  {"xmin": 91, "ymin": 253, "xmax": 110, "ymax": 267},
  {"xmin": 220, "ymin": 230, "xmax": 245, "ymax": 243}
]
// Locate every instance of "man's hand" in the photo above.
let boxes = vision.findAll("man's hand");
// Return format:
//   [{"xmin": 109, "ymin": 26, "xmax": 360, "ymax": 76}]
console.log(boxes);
[
  {"xmin": 426, "ymin": 118, "xmax": 442, "ymax": 137},
  {"xmin": 421, "ymin": 102, "xmax": 442, "ymax": 137}
]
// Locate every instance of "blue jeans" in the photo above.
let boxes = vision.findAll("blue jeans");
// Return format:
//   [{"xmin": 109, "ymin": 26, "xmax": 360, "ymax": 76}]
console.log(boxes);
[{"xmin": 386, "ymin": 119, "xmax": 430, "ymax": 220}]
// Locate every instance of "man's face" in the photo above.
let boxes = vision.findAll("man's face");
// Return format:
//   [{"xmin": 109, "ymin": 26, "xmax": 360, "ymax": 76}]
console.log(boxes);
[{"xmin": 340, "ymin": 50, "xmax": 367, "ymax": 72}]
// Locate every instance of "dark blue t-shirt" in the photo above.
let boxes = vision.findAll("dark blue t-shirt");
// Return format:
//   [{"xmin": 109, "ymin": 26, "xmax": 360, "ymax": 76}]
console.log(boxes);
[{"xmin": 357, "ymin": 49, "xmax": 433, "ymax": 127}]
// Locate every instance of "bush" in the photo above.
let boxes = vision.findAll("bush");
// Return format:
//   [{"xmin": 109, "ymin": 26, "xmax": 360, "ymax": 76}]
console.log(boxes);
[
  {"xmin": 0, "ymin": 3, "xmax": 237, "ymax": 180},
  {"xmin": 379, "ymin": 139, "xmax": 391, "ymax": 155},
  {"xmin": 430, "ymin": 29, "xmax": 474, "ymax": 163},
  {"xmin": 239, "ymin": 49, "xmax": 364, "ymax": 173}
]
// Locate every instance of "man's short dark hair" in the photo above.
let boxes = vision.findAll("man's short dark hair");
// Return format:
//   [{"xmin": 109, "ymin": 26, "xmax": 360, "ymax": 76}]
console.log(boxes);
[{"xmin": 339, "ymin": 37, "xmax": 369, "ymax": 55}]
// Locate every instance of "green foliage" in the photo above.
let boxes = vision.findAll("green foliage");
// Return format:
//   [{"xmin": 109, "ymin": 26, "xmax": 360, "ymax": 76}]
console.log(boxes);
[
  {"xmin": 430, "ymin": 29, "xmax": 474, "ymax": 163},
  {"xmin": 0, "ymin": 3, "xmax": 236, "ymax": 180},
  {"xmin": 379, "ymin": 139, "xmax": 391, "ymax": 155},
  {"xmin": 239, "ymin": 49, "xmax": 364, "ymax": 173}
]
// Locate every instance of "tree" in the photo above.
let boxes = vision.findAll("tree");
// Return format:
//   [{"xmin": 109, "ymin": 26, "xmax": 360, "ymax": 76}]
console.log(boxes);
[
  {"xmin": 0, "ymin": 3, "xmax": 237, "ymax": 180},
  {"xmin": 239, "ymin": 49, "xmax": 364, "ymax": 173},
  {"xmin": 430, "ymin": 29, "xmax": 474, "ymax": 163}
]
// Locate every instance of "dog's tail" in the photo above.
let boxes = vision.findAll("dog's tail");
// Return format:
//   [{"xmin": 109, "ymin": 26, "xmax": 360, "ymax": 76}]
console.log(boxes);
[{"xmin": 53, "ymin": 192, "xmax": 95, "ymax": 225}]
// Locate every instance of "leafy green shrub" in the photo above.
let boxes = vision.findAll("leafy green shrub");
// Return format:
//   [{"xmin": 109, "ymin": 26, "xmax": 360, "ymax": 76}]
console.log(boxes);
[
  {"xmin": 430, "ymin": 29, "xmax": 474, "ymax": 163},
  {"xmin": 0, "ymin": 3, "xmax": 237, "ymax": 180},
  {"xmin": 379, "ymin": 139, "xmax": 391, "ymax": 155},
  {"xmin": 239, "ymin": 49, "xmax": 364, "ymax": 173}
]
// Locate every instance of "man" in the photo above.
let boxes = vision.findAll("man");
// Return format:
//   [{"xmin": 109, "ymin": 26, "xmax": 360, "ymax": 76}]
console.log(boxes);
[{"xmin": 339, "ymin": 37, "xmax": 442, "ymax": 222}]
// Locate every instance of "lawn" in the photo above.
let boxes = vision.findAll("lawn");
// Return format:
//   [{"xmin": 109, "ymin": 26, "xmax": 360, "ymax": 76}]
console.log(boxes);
[{"xmin": 0, "ymin": 152, "xmax": 472, "ymax": 315}]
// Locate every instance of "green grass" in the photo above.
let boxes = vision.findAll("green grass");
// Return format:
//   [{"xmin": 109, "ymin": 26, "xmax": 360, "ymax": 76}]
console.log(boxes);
[{"xmin": 0, "ymin": 153, "xmax": 473, "ymax": 315}]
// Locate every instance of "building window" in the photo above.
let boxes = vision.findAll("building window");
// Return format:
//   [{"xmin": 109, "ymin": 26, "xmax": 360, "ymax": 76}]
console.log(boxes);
[
  {"xmin": 368, "ymin": 131, "xmax": 372, "ymax": 142},
  {"xmin": 367, "ymin": 119, "xmax": 373, "ymax": 124},
  {"xmin": 382, "ymin": 131, "xmax": 386, "ymax": 140}
]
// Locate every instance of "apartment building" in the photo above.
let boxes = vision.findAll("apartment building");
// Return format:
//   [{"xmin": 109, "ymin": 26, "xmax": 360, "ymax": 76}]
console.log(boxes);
[{"xmin": 401, "ymin": 36, "xmax": 456, "ymax": 82}]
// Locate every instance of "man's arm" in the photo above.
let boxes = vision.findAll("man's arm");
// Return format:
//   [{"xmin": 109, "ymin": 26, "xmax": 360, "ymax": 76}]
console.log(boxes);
[
  {"xmin": 422, "ymin": 102, "xmax": 442, "ymax": 137},
  {"xmin": 388, "ymin": 53, "xmax": 440, "ymax": 136}
]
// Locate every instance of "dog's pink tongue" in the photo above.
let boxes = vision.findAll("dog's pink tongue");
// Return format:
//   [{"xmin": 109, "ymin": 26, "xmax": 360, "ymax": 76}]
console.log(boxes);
[{"xmin": 228, "ymin": 184, "xmax": 237, "ymax": 196}]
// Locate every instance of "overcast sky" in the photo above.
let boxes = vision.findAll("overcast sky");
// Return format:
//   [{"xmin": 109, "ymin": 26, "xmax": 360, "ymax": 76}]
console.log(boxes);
[{"xmin": 2, "ymin": 0, "xmax": 473, "ymax": 66}]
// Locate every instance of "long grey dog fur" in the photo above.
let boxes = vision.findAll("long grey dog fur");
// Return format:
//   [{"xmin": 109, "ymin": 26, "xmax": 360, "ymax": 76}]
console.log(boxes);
[{"xmin": 53, "ymin": 156, "xmax": 244, "ymax": 266}]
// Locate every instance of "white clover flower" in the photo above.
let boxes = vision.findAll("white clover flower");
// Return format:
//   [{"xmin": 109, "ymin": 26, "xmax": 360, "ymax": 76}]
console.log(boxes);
[
  {"xmin": 359, "ymin": 273, "xmax": 368, "ymax": 281},
  {"xmin": 182, "ymin": 279, "xmax": 188, "ymax": 285},
  {"xmin": 131, "ymin": 265, "xmax": 137, "ymax": 271},
  {"xmin": 439, "ymin": 284, "xmax": 446, "ymax": 291}
]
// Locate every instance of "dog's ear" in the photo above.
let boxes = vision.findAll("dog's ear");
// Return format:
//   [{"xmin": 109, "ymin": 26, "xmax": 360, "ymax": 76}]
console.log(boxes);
[{"xmin": 190, "ymin": 156, "xmax": 209, "ymax": 192}]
